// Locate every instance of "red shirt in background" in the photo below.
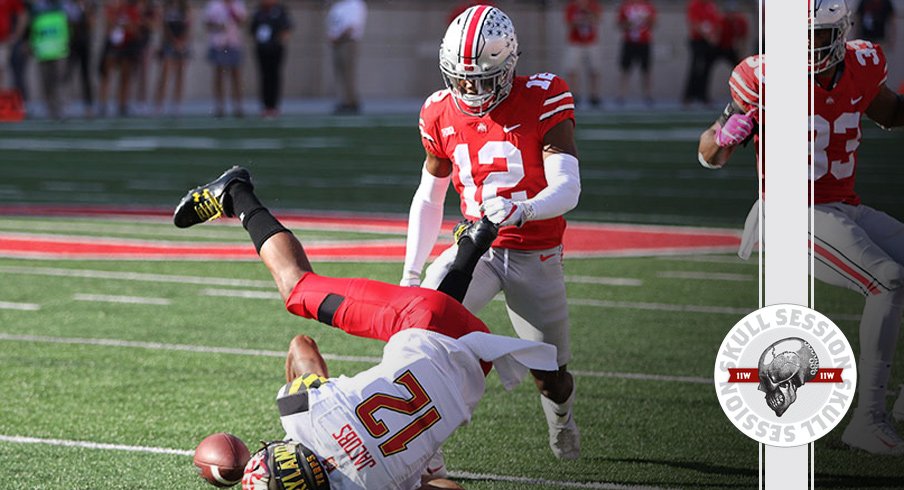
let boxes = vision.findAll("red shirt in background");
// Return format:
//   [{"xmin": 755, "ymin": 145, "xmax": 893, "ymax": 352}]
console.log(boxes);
[
  {"xmin": 0, "ymin": 0, "xmax": 25, "ymax": 42},
  {"xmin": 687, "ymin": 0, "xmax": 720, "ymax": 42},
  {"xmin": 718, "ymin": 12, "xmax": 748, "ymax": 50},
  {"xmin": 618, "ymin": 0, "xmax": 656, "ymax": 44},
  {"xmin": 565, "ymin": 0, "xmax": 601, "ymax": 45},
  {"xmin": 105, "ymin": 0, "xmax": 142, "ymax": 46}
]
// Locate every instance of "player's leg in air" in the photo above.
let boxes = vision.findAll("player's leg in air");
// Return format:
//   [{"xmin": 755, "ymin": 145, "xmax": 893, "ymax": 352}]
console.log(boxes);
[{"xmin": 173, "ymin": 165, "xmax": 496, "ymax": 342}]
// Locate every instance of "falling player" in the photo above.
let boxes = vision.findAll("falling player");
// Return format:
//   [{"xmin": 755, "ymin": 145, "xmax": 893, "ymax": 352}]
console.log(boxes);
[
  {"xmin": 174, "ymin": 166, "xmax": 559, "ymax": 489},
  {"xmin": 698, "ymin": 0, "xmax": 904, "ymax": 455},
  {"xmin": 400, "ymin": 4, "xmax": 582, "ymax": 463}
]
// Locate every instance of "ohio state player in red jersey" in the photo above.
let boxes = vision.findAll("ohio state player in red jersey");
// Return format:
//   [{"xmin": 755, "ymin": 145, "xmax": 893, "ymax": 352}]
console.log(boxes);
[
  {"xmin": 699, "ymin": 0, "xmax": 904, "ymax": 455},
  {"xmin": 401, "ymin": 5, "xmax": 582, "ymax": 463}
]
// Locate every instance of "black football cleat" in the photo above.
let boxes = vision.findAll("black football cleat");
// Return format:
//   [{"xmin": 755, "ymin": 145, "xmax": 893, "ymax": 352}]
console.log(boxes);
[
  {"xmin": 173, "ymin": 166, "xmax": 252, "ymax": 228},
  {"xmin": 452, "ymin": 217, "xmax": 498, "ymax": 252}
]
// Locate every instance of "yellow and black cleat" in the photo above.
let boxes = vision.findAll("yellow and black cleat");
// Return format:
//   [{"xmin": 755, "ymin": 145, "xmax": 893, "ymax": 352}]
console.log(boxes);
[
  {"xmin": 452, "ymin": 217, "xmax": 498, "ymax": 250},
  {"xmin": 173, "ymin": 166, "xmax": 252, "ymax": 228}
]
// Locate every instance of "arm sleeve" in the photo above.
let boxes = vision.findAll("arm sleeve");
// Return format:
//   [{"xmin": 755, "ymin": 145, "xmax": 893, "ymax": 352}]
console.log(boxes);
[
  {"xmin": 521, "ymin": 153, "xmax": 581, "ymax": 222},
  {"xmin": 401, "ymin": 165, "xmax": 450, "ymax": 284}
]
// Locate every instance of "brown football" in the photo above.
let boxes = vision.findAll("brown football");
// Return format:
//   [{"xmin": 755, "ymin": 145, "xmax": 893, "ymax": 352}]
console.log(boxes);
[{"xmin": 193, "ymin": 432, "xmax": 251, "ymax": 488}]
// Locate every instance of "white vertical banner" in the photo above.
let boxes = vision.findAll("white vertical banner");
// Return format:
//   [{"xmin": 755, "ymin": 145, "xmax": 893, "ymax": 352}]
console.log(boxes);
[{"xmin": 763, "ymin": 0, "xmax": 811, "ymax": 488}]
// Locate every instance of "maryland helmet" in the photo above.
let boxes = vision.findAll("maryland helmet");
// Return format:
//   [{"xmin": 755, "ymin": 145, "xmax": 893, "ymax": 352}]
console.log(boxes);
[
  {"xmin": 241, "ymin": 440, "xmax": 330, "ymax": 490},
  {"xmin": 439, "ymin": 5, "xmax": 519, "ymax": 116}
]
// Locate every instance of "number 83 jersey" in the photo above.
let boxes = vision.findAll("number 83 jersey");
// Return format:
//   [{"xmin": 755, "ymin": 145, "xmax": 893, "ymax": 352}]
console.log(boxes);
[
  {"xmin": 419, "ymin": 73, "xmax": 576, "ymax": 250},
  {"xmin": 812, "ymin": 41, "xmax": 888, "ymax": 205}
]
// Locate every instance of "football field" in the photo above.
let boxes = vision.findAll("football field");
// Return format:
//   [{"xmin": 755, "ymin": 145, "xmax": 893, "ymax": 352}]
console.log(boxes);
[{"xmin": 0, "ymin": 113, "xmax": 902, "ymax": 489}]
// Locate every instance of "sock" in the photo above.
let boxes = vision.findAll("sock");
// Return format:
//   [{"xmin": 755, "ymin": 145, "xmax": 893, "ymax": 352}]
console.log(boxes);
[
  {"xmin": 541, "ymin": 388, "xmax": 575, "ymax": 426},
  {"xmin": 436, "ymin": 238, "xmax": 482, "ymax": 302},
  {"xmin": 228, "ymin": 182, "xmax": 288, "ymax": 253},
  {"xmin": 855, "ymin": 288, "xmax": 904, "ymax": 419}
]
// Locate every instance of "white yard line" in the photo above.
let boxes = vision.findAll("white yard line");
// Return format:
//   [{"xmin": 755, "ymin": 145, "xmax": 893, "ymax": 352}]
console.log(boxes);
[
  {"xmin": 73, "ymin": 294, "xmax": 172, "ymax": 306},
  {"xmin": 0, "ymin": 333, "xmax": 711, "ymax": 385},
  {"xmin": 0, "ymin": 265, "xmax": 274, "ymax": 288},
  {"xmin": 657, "ymin": 271, "xmax": 755, "ymax": 282},
  {"xmin": 202, "ymin": 288, "xmax": 282, "ymax": 300},
  {"xmin": 0, "ymin": 301, "xmax": 40, "ymax": 311},
  {"xmin": 566, "ymin": 276, "xmax": 643, "ymax": 287},
  {"xmin": 0, "ymin": 434, "xmax": 668, "ymax": 490}
]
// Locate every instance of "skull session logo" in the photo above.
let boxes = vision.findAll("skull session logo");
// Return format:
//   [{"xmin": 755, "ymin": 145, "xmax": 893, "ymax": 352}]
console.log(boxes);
[{"xmin": 714, "ymin": 305, "xmax": 856, "ymax": 446}]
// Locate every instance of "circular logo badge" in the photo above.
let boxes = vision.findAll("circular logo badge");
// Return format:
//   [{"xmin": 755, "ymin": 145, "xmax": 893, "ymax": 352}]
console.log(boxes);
[{"xmin": 714, "ymin": 304, "xmax": 857, "ymax": 447}]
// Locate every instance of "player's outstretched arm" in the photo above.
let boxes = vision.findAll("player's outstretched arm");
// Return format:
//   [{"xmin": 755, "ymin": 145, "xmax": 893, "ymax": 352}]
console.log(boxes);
[
  {"xmin": 698, "ymin": 122, "xmax": 735, "ymax": 169},
  {"xmin": 401, "ymin": 151, "xmax": 452, "ymax": 286},
  {"xmin": 866, "ymin": 84, "xmax": 904, "ymax": 129}
]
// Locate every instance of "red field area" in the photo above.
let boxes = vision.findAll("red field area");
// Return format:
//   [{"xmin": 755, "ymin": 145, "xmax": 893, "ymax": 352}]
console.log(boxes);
[{"xmin": 0, "ymin": 207, "xmax": 741, "ymax": 260}]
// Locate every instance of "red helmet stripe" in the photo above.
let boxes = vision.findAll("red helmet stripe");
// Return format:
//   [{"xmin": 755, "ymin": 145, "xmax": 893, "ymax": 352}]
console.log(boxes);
[{"xmin": 462, "ymin": 5, "xmax": 490, "ymax": 63}]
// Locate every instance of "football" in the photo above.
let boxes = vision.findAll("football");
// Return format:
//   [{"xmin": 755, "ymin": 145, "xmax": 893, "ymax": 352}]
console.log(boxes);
[{"xmin": 193, "ymin": 432, "xmax": 251, "ymax": 488}]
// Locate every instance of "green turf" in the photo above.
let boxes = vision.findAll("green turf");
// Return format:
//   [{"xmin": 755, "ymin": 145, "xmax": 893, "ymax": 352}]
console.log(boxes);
[{"xmin": 0, "ymin": 114, "xmax": 902, "ymax": 489}]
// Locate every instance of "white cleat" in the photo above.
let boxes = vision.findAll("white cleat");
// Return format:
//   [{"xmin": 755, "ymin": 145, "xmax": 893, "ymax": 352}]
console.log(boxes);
[
  {"xmin": 892, "ymin": 385, "xmax": 904, "ymax": 423},
  {"xmin": 541, "ymin": 393, "xmax": 581, "ymax": 460},
  {"xmin": 841, "ymin": 413, "xmax": 904, "ymax": 455}
]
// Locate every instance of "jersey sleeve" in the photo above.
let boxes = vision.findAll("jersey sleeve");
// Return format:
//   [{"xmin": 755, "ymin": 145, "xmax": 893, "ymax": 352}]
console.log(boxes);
[
  {"xmin": 536, "ymin": 74, "xmax": 576, "ymax": 137},
  {"xmin": 418, "ymin": 90, "xmax": 449, "ymax": 159},
  {"xmin": 728, "ymin": 55, "xmax": 763, "ymax": 113},
  {"xmin": 847, "ymin": 40, "xmax": 888, "ymax": 105}
]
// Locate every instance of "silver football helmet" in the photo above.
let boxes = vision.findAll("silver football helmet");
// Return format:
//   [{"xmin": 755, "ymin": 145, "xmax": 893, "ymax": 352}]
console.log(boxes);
[
  {"xmin": 439, "ymin": 5, "xmax": 519, "ymax": 116},
  {"xmin": 811, "ymin": 0, "xmax": 851, "ymax": 73}
]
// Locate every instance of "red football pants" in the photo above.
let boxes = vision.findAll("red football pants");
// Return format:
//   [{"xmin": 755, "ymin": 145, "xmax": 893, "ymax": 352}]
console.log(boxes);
[{"xmin": 285, "ymin": 272, "xmax": 491, "ymax": 342}]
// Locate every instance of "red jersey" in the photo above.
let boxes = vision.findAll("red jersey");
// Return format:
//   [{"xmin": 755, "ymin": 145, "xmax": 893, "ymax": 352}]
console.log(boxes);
[
  {"xmin": 718, "ymin": 13, "xmax": 748, "ymax": 50},
  {"xmin": 687, "ymin": 0, "xmax": 719, "ymax": 42},
  {"xmin": 812, "ymin": 41, "xmax": 887, "ymax": 205},
  {"xmin": 565, "ymin": 1, "xmax": 601, "ymax": 45},
  {"xmin": 618, "ymin": 0, "xmax": 655, "ymax": 44},
  {"xmin": 419, "ymin": 73, "xmax": 576, "ymax": 250}
]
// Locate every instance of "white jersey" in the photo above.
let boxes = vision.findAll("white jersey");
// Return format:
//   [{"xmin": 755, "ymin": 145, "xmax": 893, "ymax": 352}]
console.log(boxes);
[{"xmin": 277, "ymin": 329, "xmax": 556, "ymax": 490}]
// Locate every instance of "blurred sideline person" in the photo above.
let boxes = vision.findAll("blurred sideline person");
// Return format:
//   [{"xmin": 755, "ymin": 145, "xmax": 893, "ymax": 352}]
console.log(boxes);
[
  {"xmin": 29, "ymin": 0, "xmax": 69, "ymax": 120},
  {"xmin": 204, "ymin": 0, "xmax": 247, "ymax": 117},
  {"xmin": 0, "ymin": 0, "xmax": 27, "ymax": 90},
  {"xmin": 173, "ymin": 166, "xmax": 558, "ymax": 490},
  {"xmin": 326, "ymin": 0, "xmax": 366, "ymax": 115},
  {"xmin": 563, "ymin": 0, "xmax": 602, "ymax": 108},
  {"xmin": 857, "ymin": 0, "xmax": 895, "ymax": 46},
  {"xmin": 401, "ymin": 5, "xmax": 582, "ymax": 463},
  {"xmin": 615, "ymin": 0, "xmax": 655, "ymax": 105},
  {"xmin": 62, "ymin": 0, "xmax": 95, "ymax": 118},
  {"xmin": 682, "ymin": 0, "xmax": 719, "ymax": 106},
  {"xmin": 711, "ymin": 0, "xmax": 748, "ymax": 69},
  {"xmin": 153, "ymin": 0, "xmax": 190, "ymax": 115},
  {"xmin": 250, "ymin": 0, "xmax": 291, "ymax": 118},
  {"xmin": 697, "ymin": 0, "xmax": 904, "ymax": 455},
  {"xmin": 97, "ymin": 0, "xmax": 141, "ymax": 117}
]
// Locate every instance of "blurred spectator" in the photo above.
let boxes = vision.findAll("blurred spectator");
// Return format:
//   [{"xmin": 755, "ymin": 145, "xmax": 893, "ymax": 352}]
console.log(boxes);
[
  {"xmin": 153, "ymin": 0, "xmax": 189, "ymax": 115},
  {"xmin": 250, "ymin": 0, "xmax": 290, "ymax": 118},
  {"xmin": 98, "ymin": 0, "xmax": 141, "ymax": 117},
  {"xmin": 132, "ymin": 0, "xmax": 157, "ymax": 113},
  {"xmin": 326, "ymin": 0, "xmax": 366, "ymax": 114},
  {"xmin": 712, "ymin": 0, "xmax": 748, "ymax": 67},
  {"xmin": 857, "ymin": 0, "xmax": 895, "ymax": 46},
  {"xmin": 62, "ymin": 0, "xmax": 95, "ymax": 117},
  {"xmin": 205, "ymin": 0, "xmax": 247, "ymax": 117},
  {"xmin": 616, "ymin": 0, "xmax": 655, "ymax": 105},
  {"xmin": 447, "ymin": 0, "xmax": 493, "ymax": 24},
  {"xmin": 682, "ymin": 0, "xmax": 720, "ymax": 106},
  {"xmin": 563, "ymin": 0, "xmax": 602, "ymax": 108},
  {"xmin": 1, "ymin": 0, "xmax": 27, "ymax": 89},
  {"xmin": 29, "ymin": 0, "xmax": 70, "ymax": 120}
]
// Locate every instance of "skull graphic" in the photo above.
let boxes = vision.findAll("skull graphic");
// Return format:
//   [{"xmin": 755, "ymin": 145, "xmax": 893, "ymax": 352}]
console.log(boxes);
[{"xmin": 757, "ymin": 337, "xmax": 819, "ymax": 417}]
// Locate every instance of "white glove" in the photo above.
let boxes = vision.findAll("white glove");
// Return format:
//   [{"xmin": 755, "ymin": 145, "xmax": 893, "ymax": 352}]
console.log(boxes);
[
  {"xmin": 480, "ymin": 197, "xmax": 525, "ymax": 227},
  {"xmin": 400, "ymin": 271, "xmax": 421, "ymax": 287}
]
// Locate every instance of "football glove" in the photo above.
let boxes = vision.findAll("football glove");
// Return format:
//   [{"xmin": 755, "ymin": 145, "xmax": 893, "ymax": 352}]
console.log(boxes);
[
  {"xmin": 714, "ymin": 110, "xmax": 756, "ymax": 148},
  {"xmin": 480, "ymin": 197, "xmax": 524, "ymax": 227}
]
